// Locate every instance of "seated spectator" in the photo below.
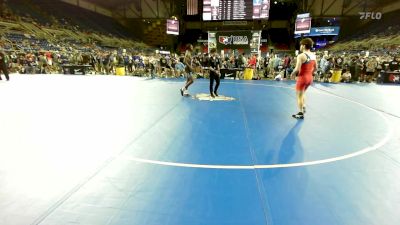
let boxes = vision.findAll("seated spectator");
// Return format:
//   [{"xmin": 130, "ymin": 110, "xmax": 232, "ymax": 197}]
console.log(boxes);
[
  {"xmin": 175, "ymin": 59, "xmax": 185, "ymax": 78},
  {"xmin": 274, "ymin": 73, "xmax": 282, "ymax": 81},
  {"xmin": 324, "ymin": 71, "xmax": 333, "ymax": 83},
  {"xmin": 341, "ymin": 69, "xmax": 352, "ymax": 83}
]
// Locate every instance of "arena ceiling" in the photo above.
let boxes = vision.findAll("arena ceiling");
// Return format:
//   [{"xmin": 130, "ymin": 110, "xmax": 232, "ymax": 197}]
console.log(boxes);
[
  {"xmin": 84, "ymin": 0, "xmax": 398, "ymax": 8},
  {"xmin": 62, "ymin": 0, "xmax": 400, "ymax": 19},
  {"xmin": 83, "ymin": 0, "xmax": 137, "ymax": 9}
]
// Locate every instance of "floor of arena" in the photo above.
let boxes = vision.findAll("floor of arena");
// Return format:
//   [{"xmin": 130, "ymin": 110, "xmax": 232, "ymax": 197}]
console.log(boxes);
[{"xmin": 1, "ymin": 74, "xmax": 399, "ymax": 225}]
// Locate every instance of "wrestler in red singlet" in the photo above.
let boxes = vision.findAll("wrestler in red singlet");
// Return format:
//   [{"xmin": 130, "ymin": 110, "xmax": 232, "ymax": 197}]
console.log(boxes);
[
  {"xmin": 291, "ymin": 38, "xmax": 317, "ymax": 119},
  {"xmin": 296, "ymin": 53, "xmax": 316, "ymax": 91}
]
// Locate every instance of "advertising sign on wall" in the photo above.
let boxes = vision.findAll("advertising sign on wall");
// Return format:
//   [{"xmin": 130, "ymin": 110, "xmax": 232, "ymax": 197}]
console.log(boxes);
[
  {"xmin": 294, "ymin": 27, "xmax": 340, "ymax": 38},
  {"xmin": 216, "ymin": 31, "xmax": 252, "ymax": 50}
]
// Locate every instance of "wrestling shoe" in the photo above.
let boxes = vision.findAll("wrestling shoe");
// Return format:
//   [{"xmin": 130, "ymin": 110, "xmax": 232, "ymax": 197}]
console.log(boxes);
[{"xmin": 292, "ymin": 112, "xmax": 304, "ymax": 119}]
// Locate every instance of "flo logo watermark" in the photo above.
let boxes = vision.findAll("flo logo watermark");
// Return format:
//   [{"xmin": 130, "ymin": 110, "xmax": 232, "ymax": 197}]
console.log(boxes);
[{"xmin": 359, "ymin": 12, "xmax": 382, "ymax": 20}]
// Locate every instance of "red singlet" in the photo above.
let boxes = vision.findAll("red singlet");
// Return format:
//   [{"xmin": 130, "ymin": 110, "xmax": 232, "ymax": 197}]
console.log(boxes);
[{"xmin": 296, "ymin": 53, "xmax": 316, "ymax": 91}]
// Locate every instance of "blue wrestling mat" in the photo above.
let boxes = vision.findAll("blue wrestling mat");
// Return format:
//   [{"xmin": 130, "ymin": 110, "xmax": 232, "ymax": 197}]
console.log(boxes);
[{"xmin": 0, "ymin": 75, "xmax": 399, "ymax": 225}]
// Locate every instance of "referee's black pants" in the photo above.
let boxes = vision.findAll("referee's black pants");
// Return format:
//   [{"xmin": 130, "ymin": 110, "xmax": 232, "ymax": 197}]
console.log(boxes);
[{"xmin": 209, "ymin": 71, "xmax": 220, "ymax": 94}]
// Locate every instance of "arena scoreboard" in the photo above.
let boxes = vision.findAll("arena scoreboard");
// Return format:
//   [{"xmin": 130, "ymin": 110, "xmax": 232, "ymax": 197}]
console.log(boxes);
[
  {"xmin": 166, "ymin": 19, "xmax": 179, "ymax": 35},
  {"xmin": 294, "ymin": 13, "xmax": 312, "ymax": 34},
  {"xmin": 203, "ymin": 0, "xmax": 270, "ymax": 21}
]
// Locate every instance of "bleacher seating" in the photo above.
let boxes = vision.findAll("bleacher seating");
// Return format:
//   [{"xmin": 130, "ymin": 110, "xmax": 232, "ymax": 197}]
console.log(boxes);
[
  {"xmin": 328, "ymin": 10, "xmax": 400, "ymax": 52},
  {"xmin": 0, "ymin": 0, "xmax": 149, "ymax": 52},
  {"xmin": 5, "ymin": 0, "xmax": 135, "ymax": 39}
]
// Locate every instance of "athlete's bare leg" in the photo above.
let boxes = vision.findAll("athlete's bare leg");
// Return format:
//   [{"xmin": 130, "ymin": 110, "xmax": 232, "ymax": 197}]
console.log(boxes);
[{"xmin": 293, "ymin": 90, "xmax": 305, "ymax": 119}]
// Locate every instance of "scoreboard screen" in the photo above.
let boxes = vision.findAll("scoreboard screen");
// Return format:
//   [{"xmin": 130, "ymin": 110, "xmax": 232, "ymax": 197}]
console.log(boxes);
[
  {"xmin": 203, "ymin": 0, "xmax": 270, "ymax": 21},
  {"xmin": 294, "ymin": 13, "xmax": 312, "ymax": 34},
  {"xmin": 166, "ymin": 19, "xmax": 179, "ymax": 35}
]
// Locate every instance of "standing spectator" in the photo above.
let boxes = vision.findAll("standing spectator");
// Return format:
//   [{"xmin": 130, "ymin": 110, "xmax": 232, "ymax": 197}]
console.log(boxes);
[
  {"xmin": 360, "ymin": 57, "xmax": 367, "ymax": 82},
  {"xmin": 283, "ymin": 55, "xmax": 291, "ymax": 78},
  {"xmin": 349, "ymin": 56, "xmax": 356, "ymax": 82},
  {"xmin": 237, "ymin": 53, "xmax": 247, "ymax": 79},
  {"xmin": 26, "ymin": 52, "xmax": 36, "ymax": 74},
  {"xmin": 122, "ymin": 50, "xmax": 132, "ymax": 74},
  {"xmin": 365, "ymin": 56, "xmax": 378, "ymax": 82},
  {"xmin": 333, "ymin": 55, "xmax": 343, "ymax": 70},
  {"xmin": 354, "ymin": 56, "xmax": 363, "ymax": 82},
  {"xmin": 45, "ymin": 51, "xmax": 53, "ymax": 67},
  {"xmin": 321, "ymin": 57, "xmax": 333, "ymax": 82},
  {"xmin": 248, "ymin": 54, "xmax": 258, "ymax": 80},
  {"xmin": 169, "ymin": 54, "xmax": 177, "ymax": 78},
  {"xmin": 0, "ymin": 49, "xmax": 10, "ymax": 81},
  {"xmin": 263, "ymin": 55, "xmax": 269, "ymax": 77},
  {"xmin": 102, "ymin": 52, "xmax": 111, "ymax": 74},
  {"xmin": 268, "ymin": 54, "xmax": 275, "ymax": 77},
  {"xmin": 273, "ymin": 54, "xmax": 280, "ymax": 72},
  {"xmin": 159, "ymin": 54, "xmax": 168, "ymax": 76},
  {"xmin": 38, "ymin": 53, "xmax": 47, "ymax": 74},
  {"xmin": 95, "ymin": 52, "xmax": 102, "ymax": 74},
  {"xmin": 389, "ymin": 55, "xmax": 399, "ymax": 71}
]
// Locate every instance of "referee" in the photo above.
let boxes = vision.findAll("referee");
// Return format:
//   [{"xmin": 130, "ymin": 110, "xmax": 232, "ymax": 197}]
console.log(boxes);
[{"xmin": 208, "ymin": 48, "xmax": 221, "ymax": 98}]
